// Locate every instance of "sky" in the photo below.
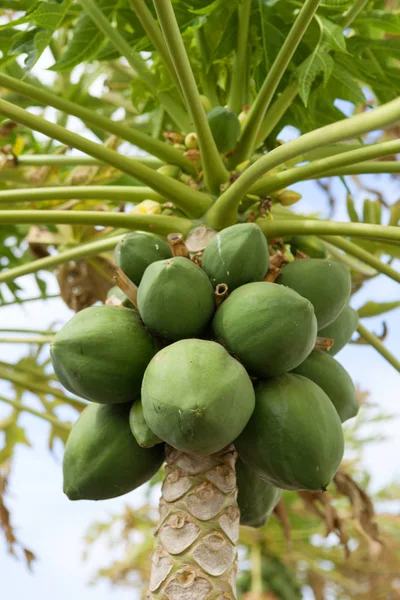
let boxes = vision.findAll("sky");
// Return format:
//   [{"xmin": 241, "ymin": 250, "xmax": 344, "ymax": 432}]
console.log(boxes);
[{"xmin": 0, "ymin": 45, "xmax": 399, "ymax": 600}]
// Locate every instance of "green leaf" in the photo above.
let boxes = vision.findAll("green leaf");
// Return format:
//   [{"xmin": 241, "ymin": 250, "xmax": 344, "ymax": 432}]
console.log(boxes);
[
  {"xmin": 358, "ymin": 301, "xmax": 400, "ymax": 319},
  {"xmin": 9, "ymin": 1, "xmax": 71, "ymax": 73},
  {"xmin": 0, "ymin": 419, "xmax": 31, "ymax": 465},
  {"xmin": 296, "ymin": 44, "xmax": 334, "ymax": 105},
  {"xmin": 327, "ymin": 64, "xmax": 366, "ymax": 104},
  {"xmin": 354, "ymin": 10, "xmax": 400, "ymax": 35},
  {"xmin": 52, "ymin": 0, "xmax": 115, "ymax": 71},
  {"xmin": 317, "ymin": 16, "xmax": 347, "ymax": 54},
  {"xmin": 319, "ymin": 0, "xmax": 351, "ymax": 8}
]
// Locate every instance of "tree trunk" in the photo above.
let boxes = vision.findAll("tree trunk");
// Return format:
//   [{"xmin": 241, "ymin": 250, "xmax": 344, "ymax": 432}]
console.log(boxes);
[{"xmin": 148, "ymin": 444, "xmax": 239, "ymax": 600}]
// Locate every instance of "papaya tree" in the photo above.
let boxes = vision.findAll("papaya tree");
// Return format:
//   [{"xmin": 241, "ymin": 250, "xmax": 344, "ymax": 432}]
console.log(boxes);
[{"xmin": 0, "ymin": 0, "xmax": 400, "ymax": 596}]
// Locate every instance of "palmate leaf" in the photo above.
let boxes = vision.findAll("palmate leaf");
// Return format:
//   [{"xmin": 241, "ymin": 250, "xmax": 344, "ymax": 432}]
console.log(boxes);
[
  {"xmin": 354, "ymin": 10, "xmax": 400, "ymax": 35},
  {"xmin": 9, "ymin": 1, "xmax": 72, "ymax": 73},
  {"xmin": 52, "ymin": 0, "xmax": 115, "ymax": 72}
]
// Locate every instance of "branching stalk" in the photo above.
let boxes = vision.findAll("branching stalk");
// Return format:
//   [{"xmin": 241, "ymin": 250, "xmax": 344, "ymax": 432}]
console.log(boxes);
[
  {"xmin": 256, "ymin": 219, "xmax": 400, "ymax": 243},
  {"xmin": 0, "ymin": 294, "xmax": 60, "ymax": 308},
  {"xmin": 0, "ymin": 99, "xmax": 212, "ymax": 217},
  {"xmin": 321, "ymin": 236, "xmax": 400, "ymax": 285},
  {"xmin": 0, "ymin": 394, "xmax": 72, "ymax": 432},
  {"xmin": 128, "ymin": 0, "xmax": 181, "ymax": 92},
  {"xmin": 342, "ymin": 0, "xmax": 369, "ymax": 29},
  {"xmin": 153, "ymin": 0, "xmax": 229, "ymax": 193},
  {"xmin": 15, "ymin": 154, "xmax": 163, "ymax": 169},
  {"xmin": 237, "ymin": 0, "xmax": 321, "ymax": 162},
  {"xmin": 78, "ymin": 0, "xmax": 191, "ymax": 131},
  {"xmin": 250, "ymin": 139, "xmax": 400, "ymax": 195},
  {"xmin": 357, "ymin": 324, "xmax": 400, "ymax": 373},
  {"xmin": 0, "ymin": 186, "xmax": 165, "ymax": 205},
  {"xmin": 256, "ymin": 81, "xmax": 299, "ymax": 146},
  {"xmin": 228, "ymin": 0, "xmax": 252, "ymax": 114},
  {"xmin": 0, "ymin": 73, "xmax": 194, "ymax": 173},
  {"xmin": 0, "ymin": 336, "xmax": 54, "ymax": 344},
  {"xmin": 207, "ymin": 96, "xmax": 400, "ymax": 228}
]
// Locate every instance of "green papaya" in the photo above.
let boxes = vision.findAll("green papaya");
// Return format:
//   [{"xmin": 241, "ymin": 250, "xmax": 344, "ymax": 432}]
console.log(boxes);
[
  {"xmin": 212, "ymin": 282, "xmax": 317, "ymax": 377},
  {"xmin": 137, "ymin": 257, "xmax": 215, "ymax": 341},
  {"xmin": 293, "ymin": 349, "xmax": 358, "ymax": 423},
  {"xmin": 51, "ymin": 306, "xmax": 157, "ymax": 404},
  {"xmin": 63, "ymin": 403, "xmax": 164, "ymax": 500},
  {"xmin": 142, "ymin": 339, "xmax": 255, "ymax": 455},
  {"xmin": 318, "ymin": 305, "xmax": 358, "ymax": 356},
  {"xmin": 106, "ymin": 285, "xmax": 134, "ymax": 309},
  {"xmin": 289, "ymin": 236, "xmax": 327, "ymax": 259},
  {"xmin": 206, "ymin": 106, "xmax": 241, "ymax": 154},
  {"xmin": 129, "ymin": 399, "xmax": 162, "ymax": 448},
  {"xmin": 236, "ymin": 374, "xmax": 344, "ymax": 491},
  {"xmin": 201, "ymin": 223, "xmax": 269, "ymax": 291},
  {"xmin": 236, "ymin": 458, "xmax": 281, "ymax": 528},
  {"xmin": 276, "ymin": 259, "xmax": 351, "ymax": 329},
  {"xmin": 114, "ymin": 232, "xmax": 172, "ymax": 286}
]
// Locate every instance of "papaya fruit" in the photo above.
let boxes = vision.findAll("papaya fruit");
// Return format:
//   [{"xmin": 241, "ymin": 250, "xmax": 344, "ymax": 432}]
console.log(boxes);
[
  {"xmin": 63, "ymin": 403, "xmax": 164, "ymax": 500},
  {"xmin": 106, "ymin": 285, "xmax": 134, "ymax": 309},
  {"xmin": 137, "ymin": 257, "xmax": 215, "ymax": 341},
  {"xmin": 293, "ymin": 349, "xmax": 358, "ymax": 423},
  {"xmin": 276, "ymin": 259, "xmax": 351, "ymax": 329},
  {"xmin": 141, "ymin": 339, "xmax": 255, "ymax": 455},
  {"xmin": 114, "ymin": 232, "xmax": 172, "ymax": 286},
  {"xmin": 236, "ymin": 374, "xmax": 344, "ymax": 491},
  {"xmin": 201, "ymin": 223, "xmax": 269, "ymax": 291},
  {"xmin": 51, "ymin": 306, "xmax": 157, "ymax": 404},
  {"xmin": 236, "ymin": 458, "xmax": 281, "ymax": 528},
  {"xmin": 289, "ymin": 236, "xmax": 327, "ymax": 259},
  {"xmin": 318, "ymin": 305, "xmax": 358, "ymax": 356},
  {"xmin": 129, "ymin": 399, "xmax": 162, "ymax": 448},
  {"xmin": 206, "ymin": 106, "xmax": 241, "ymax": 154},
  {"xmin": 212, "ymin": 282, "xmax": 317, "ymax": 377}
]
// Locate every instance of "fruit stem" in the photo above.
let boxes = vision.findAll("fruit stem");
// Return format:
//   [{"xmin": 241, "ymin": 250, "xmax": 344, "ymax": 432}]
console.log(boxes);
[
  {"xmin": 78, "ymin": 0, "xmax": 191, "ymax": 132},
  {"xmin": 236, "ymin": 0, "xmax": 321, "ymax": 163},
  {"xmin": 168, "ymin": 233, "xmax": 190, "ymax": 258},
  {"xmin": 228, "ymin": 0, "xmax": 252, "ymax": 114},
  {"xmin": 321, "ymin": 236, "xmax": 400, "ymax": 285},
  {"xmin": 0, "ymin": 99, "xmax": 212, "ymax": 217},
  {"xmin": 215, "ymin": 284, "xmax": 229, "ymax": 307},
  {"xmin": 0, "ymin": 394, "xmax": 71, "ymax": 432},
  {"xmin": 314, "ymin": 337, "xmax": 335, "ymax": 352},
  {"xmin": 356, "ymin": 324, "xmax": 400, "ymax": 373},
  {"xmin": 153, "ymin": 0, "xmax": 229, "ymax": 194},
  {"xmin": 113, "ymin": 268, "xmax": 139, "ymax": 309},
  {"xmin": 206, "ymin": 96, "xmax": 400, "ymax": 228},
  {"xmin": 148, "ymin": 445, "xmax": 239, "ymax": 600},
  {"xmin": 0, "ymin": 73, "xmax": 194, "ymax": 173},
  {"xmin": 250, "ymin": 138, "xmax": 400, "ymax": 196}
]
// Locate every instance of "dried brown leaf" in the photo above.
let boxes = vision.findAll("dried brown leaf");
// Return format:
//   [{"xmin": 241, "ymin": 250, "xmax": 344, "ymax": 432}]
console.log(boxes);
[
  {"xmin": 57, "ymin": 257, "xmax": 115, "ymax": 311},
  {"xmin": 273, "ymin": 497, "xmax": 292, "ymax": 550}
]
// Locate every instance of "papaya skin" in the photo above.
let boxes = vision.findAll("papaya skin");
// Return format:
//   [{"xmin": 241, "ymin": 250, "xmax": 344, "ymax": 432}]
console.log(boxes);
[
  {"xmin": 236, "ymin": 458, "xmax": 281, "ymax": 528},
  {"xmin": 137, "ymin": 257, "xmax": 215, "ymax": 341},
  {"xmin": 141, "ymin": 339, "xmax": 255, "ymax": 456},
  {"xmin": 206, "ymin": 106, "xmax": 241, "ymax": 154},
  {"xmin": 63, "ymin": 403, "xmax": 164, "ymax": 501},
  {"xmin": 235, "ymin": 374, "xmax": 344, "ymax": 491},
  {"xmin": 129, "ymin": 399, "xmax": 162, "ymax": 448},
  {"xmin": 289, "ymin": 235, "xmax": 327, "ymax": 259},
  {"xmin": 115, "ymin": 231, "xmax": 172, "ymax": 286},
  {"xmin": 293, "ymin": 349, "xmax": 358, "ymax": 423},
  {"xmin": 276, "ymin": 259, "xmax": 352, "ymax": 329},
  {"xmin": 201, "ymin": 223, "xmax": 269, "ymax": 291},
  {"xmin": 212, "ymin": 282, "xmax": 317, "ymax": 377},
  {"xmin": 318, "ymin": 305, "xmax": 359, "ymax": 356},
  {"xmin": 51, "ymin": 306, "xmax": 157, "ymax": 404}
]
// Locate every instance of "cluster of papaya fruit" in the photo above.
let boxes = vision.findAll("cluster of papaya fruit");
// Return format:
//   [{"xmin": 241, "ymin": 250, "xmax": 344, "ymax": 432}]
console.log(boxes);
[{"xmin": 51, "ymin": 222, "xmax": 359, "ymax": 528}]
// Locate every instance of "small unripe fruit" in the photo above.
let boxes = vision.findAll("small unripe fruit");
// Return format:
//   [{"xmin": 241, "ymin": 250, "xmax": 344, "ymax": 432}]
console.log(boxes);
[{"xmin": 184, "ymin": 132, "xmax": 199, "ymax": 149}]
